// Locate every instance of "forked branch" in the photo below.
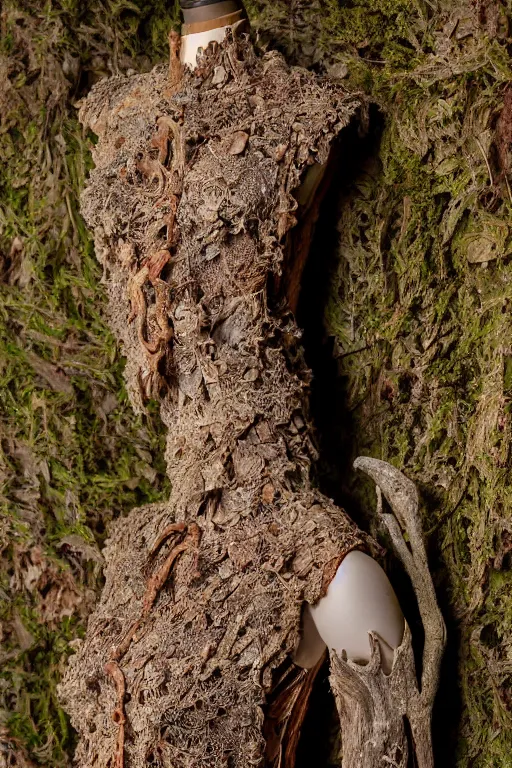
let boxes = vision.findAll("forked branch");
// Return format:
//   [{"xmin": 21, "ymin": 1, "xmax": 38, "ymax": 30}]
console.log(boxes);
[{"xmin": 329, "ymin": 458, "xmax": 446, "ymax": 768}]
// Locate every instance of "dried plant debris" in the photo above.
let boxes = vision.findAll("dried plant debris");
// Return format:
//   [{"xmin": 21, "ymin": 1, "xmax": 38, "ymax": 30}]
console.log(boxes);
[{"xmin": 56, "ymin": 32, "xmax": 387, "ymax": 768}]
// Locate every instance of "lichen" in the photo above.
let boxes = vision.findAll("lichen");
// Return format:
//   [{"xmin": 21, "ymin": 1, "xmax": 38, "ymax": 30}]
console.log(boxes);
[{"xmin": 57, "ymin": 35, "xmax": 374, "ymax": 768}]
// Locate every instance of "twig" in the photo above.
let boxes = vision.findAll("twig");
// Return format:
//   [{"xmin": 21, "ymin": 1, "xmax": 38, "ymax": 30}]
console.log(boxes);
[
  {"xmin": 352, "ymin": 457, "xmax": 446, "ymax": 767},
  {"xmin": 168, "ymin": 30, "xmax": 183, "ymax": 93},
  {"xmin": 475, "ymin": 135, "xmax": 494, "ymax": 188},
  {"xmin": 354, "ymin": 458, "xmax": 446, "ymax": 707},
  {"xmin": 143, "ymin": 540, "xmax": 189, "ymax": 615},
  {"xmin": 148, "ymin": 521, "xmax": 187, "ymax": 559},
  {"xmin": 111, "ymin": 619, "xmax": 142, "ymax": 663},
  {"xmin": 329, "ymin": 459, "xmax": 446, "ymax": 767}
]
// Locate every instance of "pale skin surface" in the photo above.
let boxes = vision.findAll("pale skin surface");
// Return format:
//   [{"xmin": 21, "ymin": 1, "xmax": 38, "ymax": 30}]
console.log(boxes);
[
  {"xmin": 298, "ymin": 550, "xmax": 404, "ymax": 675},
  {"xmin": 179, "ymin": 2, "xmax": 246, "ymax": 69}
]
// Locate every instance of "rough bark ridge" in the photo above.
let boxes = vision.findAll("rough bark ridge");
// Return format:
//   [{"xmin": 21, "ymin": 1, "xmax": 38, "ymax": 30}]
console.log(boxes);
[{"xmin": 58, "ymin": 33, "xmax": 378, "ymax": 768}]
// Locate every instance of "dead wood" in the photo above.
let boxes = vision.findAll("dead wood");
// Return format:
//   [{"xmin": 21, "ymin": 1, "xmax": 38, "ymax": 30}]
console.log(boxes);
[
  {"xmin": 329, "ymin": 458, "xmax": 447, "ymax": 768},
  {"xmin": 58, "ymin": 29, "xmax": 444, "ymax": 768}
]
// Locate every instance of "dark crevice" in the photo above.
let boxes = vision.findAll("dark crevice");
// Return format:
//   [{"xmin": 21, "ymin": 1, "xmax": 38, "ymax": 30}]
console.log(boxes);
[
  {"xmin": 295, "ymin": 658, "xmax": 339, "ymax": 768},
  {"xmin": 291, "ymin": 117, "xmax": 383, "ymax": 768},
  {"xmin": 288, "ymin": 113, "xmax": 377, "ymax": 768},
  {"xmin": 296, "ymin": 111, "xmax": 383, "ymax": 529},
  {"xmin": 403, "ymin": 715, "xmax": 414, "ymax": 768}
]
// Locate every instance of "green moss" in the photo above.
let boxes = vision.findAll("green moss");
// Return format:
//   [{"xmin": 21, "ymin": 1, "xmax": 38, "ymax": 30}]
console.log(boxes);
[
  {"xmin": 243, "ymin": 1, "xmax": 512, "ymax": 763},
  {"xmin": 310, "ymin": 4, "xmax": 512, "ymax": 763},
  {"xmin": 0, "ymin": 2, "xmax": 176, "ymax": 764}
]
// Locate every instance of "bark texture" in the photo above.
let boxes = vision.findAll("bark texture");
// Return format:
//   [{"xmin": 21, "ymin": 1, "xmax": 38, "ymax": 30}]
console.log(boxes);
[{"xmin": 58, "ymin": 32, "xmax": 377, "ymax": 768}]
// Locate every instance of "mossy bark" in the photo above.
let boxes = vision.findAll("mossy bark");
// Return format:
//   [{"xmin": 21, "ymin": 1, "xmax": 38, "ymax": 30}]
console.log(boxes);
[{"xmin": 243, "ymin": 2, "xmax": 512, "ymax": 766}]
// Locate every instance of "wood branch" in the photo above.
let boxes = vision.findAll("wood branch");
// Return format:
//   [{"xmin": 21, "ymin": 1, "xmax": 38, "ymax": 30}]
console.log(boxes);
[
  {"xmin": 354, "ymin": 457, "xmax": 446, "ymax": 709},
  {"xmin": 329, "ymin": 458, "xmax": 446, "ymax": 768},
  {"xmin": 330, "ymin": 629, "xmax": 412, "ymax": 767}
]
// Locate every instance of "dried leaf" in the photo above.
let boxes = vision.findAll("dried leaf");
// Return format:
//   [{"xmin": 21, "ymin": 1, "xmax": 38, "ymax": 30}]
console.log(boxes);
[
  {"xmin": 26, "ymin": 352, "xmax": 74, "ymax": 395},
  {"xmin": 466, "ymin": 235, "xmax": 498, "ymax": 263},
  {"xmin": 211, "ymin": 65, "xmax": 226, "ymax": 86},
  {"xmin": 58, "ymin": 534, "xmax": 104, "ymax": 564},
  {"xmin": 38, "ymin": 568, "xmax": 83, "ymax": 625},
  {"xmin": 228, "ymin": 131, "xmax": 249, "ymax": 155},
  {"xmin": 4, "ymin": 236, "xmax": 33, "ymax": 287},
  {"xmin": 12, "ymin": 611, "xmax": 35, "ymax": 651}
]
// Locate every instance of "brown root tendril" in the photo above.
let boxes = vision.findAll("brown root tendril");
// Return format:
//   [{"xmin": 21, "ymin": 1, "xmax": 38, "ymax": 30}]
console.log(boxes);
[{"xmin": 105, "ymin": 522, "xmax": 202, "ymax": 768}]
